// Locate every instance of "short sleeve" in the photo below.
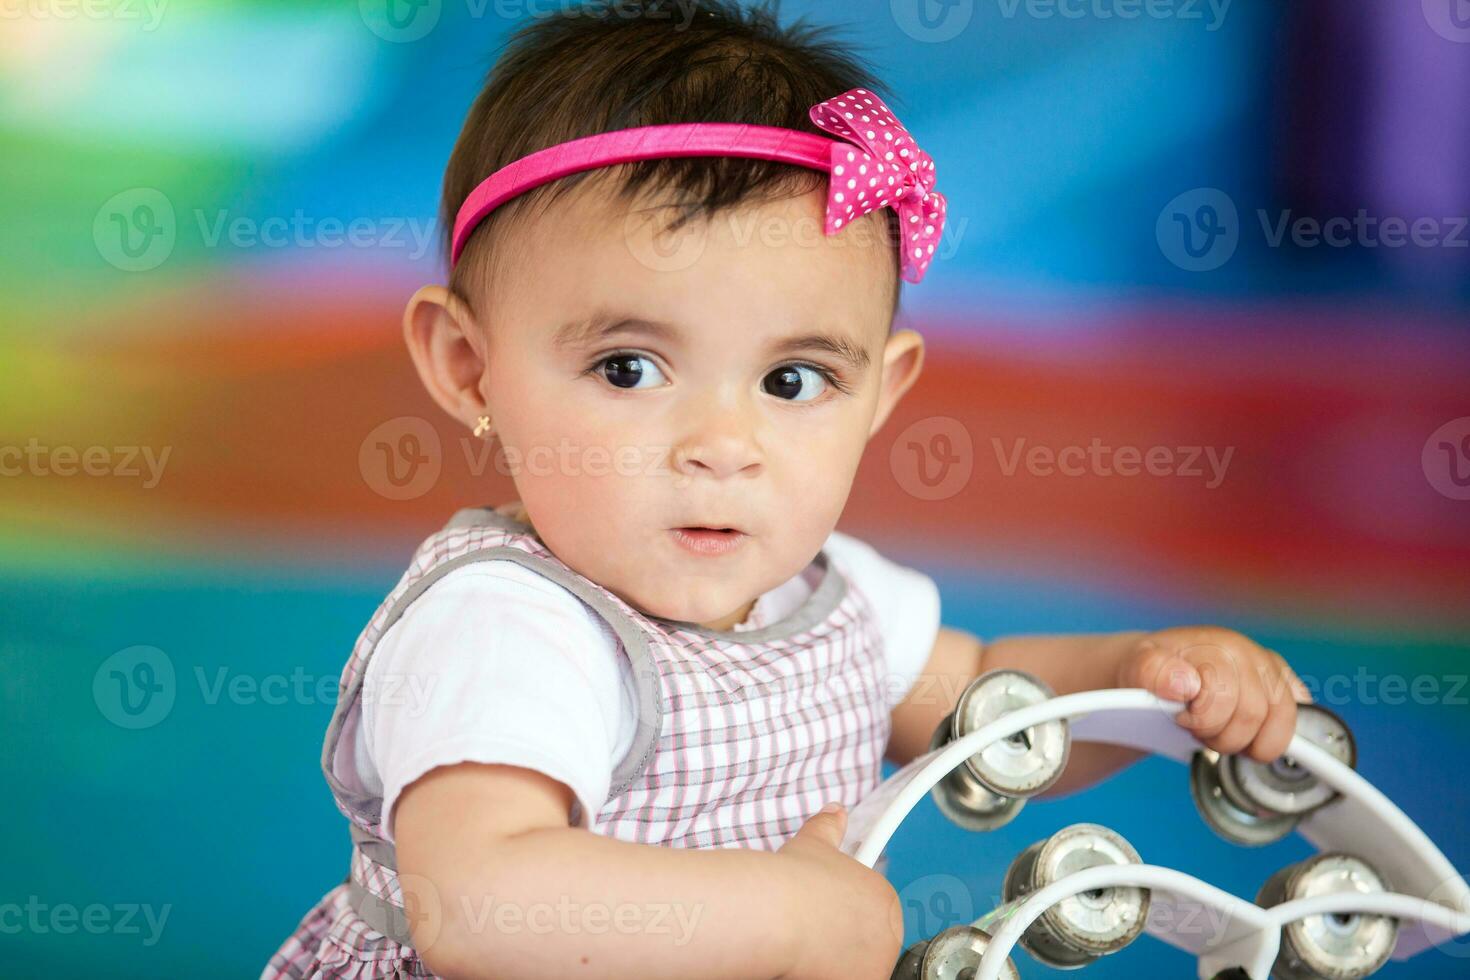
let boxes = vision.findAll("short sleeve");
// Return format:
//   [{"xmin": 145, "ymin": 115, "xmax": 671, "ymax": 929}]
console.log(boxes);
[
  {"xmin": 823, "ymin": 530, "xmax": 942, "ymax": 709},
  {"xmin": 359, "ymin": 560, "xmax": 635, "ymax": 840}
]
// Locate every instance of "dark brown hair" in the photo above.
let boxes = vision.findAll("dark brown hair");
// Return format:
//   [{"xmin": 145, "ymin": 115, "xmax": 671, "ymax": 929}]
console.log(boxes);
[{"xmin": 441, "ymin": 0, "xmax": 902, "ymax": 319}]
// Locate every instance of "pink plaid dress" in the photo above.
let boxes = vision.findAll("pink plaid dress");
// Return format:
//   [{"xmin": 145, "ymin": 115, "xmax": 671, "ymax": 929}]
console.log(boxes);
[{"xmin": 263, "ymin": 504, "xmax": 894, "ymax": 979}]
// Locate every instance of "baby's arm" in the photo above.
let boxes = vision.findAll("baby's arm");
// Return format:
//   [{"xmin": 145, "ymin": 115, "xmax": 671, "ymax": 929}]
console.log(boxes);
[
  {"xmin": 394, "ymin": 762, "xmax": 904, "ymax": 980},
  {"xmin": 887, "ymin": 625, "xmax": 1312, "ymax": 798}
]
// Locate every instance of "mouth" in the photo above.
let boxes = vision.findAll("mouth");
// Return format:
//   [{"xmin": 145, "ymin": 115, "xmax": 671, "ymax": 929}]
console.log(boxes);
[{"xmin": 669, "ymin": 525, "xmax": 749, "ymax": 556}]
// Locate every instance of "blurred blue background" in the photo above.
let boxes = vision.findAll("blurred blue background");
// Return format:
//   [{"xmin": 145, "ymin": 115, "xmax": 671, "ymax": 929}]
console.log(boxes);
[{"xmin": 2, "ymin": 0, "xmax": 1468, "ymax": 976}]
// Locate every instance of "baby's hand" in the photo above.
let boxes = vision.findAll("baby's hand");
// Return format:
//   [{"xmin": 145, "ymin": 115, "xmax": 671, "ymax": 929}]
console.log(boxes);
[
  {"xmin": 775, "ymin": 804, "xmax": 904, "ymax": 980},
  {"xmin": 1116, "ymin": 626, "xmax": 1314, "ymax": 764}
]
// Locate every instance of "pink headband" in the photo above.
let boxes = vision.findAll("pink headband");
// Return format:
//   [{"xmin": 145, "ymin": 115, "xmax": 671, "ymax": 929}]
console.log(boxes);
[{"xmin": 450, "ymin": 87, "xmax": 947, "ymax": 283}]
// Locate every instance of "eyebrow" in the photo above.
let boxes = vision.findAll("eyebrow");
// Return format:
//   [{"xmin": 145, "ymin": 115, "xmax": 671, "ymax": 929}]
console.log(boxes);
[
  {"xmin": 769, "ymin": 333, "xmax": 871, "ymax": 372},
  {"xmin": 552, "ymin": 314, "xmax": 679, "ymax": 350},
  {"xmin": 553, "ymin": 312, "xmax": 871, "ymax": 372}
]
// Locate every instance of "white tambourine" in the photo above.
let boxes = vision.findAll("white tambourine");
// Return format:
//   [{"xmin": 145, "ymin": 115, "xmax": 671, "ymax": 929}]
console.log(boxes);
[{"xmin": 843, "ymin": 678, "xmax": 1470, "ymax": 980}]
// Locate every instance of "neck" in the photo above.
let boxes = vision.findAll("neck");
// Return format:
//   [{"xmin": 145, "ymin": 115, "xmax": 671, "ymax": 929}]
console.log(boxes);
[
  {"xmin": 700, "ymin": 597, "xmax": 757, "ymax": 632},
  {"xmin": 501, "ymin": 499, "xmax": 759, "ymax": 632}
]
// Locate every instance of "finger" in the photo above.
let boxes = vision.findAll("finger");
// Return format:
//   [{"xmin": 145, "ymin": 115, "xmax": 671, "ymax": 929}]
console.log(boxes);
[
  {"xmin": 1176, "ymin": 647, "xmax": 1240, "ymax": 738},
  {"xmin": 1244, "ymin": 686, "xmax": 1299, "ymax": 763},
  {"xmin": 789, "ymin": 803, "xmax": 847, "ymax": 848},
  {"xmin": 1205, "ymin": 667, "xmax": 1269, "ymax": 755},
  {"xmin": 1258, "ymin": 651, "xmax": 1294, "ymax": 706},
  {"xmin": 1122, "ymin": 641, "xmax": 1201, "ymax": 702},
  {"xmin": 1267, "ymin": 649, "xmax": 1313, "ymax": 704},
  {"xmin": 1207, "ymin": 655, "xmax": 1278, "ymax": 754}
]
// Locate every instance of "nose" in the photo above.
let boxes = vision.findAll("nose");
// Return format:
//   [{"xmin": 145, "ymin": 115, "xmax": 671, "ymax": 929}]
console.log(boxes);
[{"xmin": 671, "ymin": 394, "xmax": 764, "ymax": 481}]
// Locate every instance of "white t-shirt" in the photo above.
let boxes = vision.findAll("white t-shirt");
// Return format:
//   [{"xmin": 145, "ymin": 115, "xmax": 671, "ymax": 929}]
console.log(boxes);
[{"xmin": 353, "ymin": 529, "xmax": 942, "ymax": 840}]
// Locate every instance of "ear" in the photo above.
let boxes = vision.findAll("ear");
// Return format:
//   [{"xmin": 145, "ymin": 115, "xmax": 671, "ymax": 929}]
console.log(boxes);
[
  {"xmin": 402, "ymin": 285, "xmax": 492, "ymax": 432},
  {"xmin": 868, "ymin": 328, "xmax": 925, "ymax": 438}
]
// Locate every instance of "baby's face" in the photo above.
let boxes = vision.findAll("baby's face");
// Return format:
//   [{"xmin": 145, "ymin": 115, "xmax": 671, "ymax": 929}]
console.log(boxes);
[{"xmin": 473, "ymin": 174, "xmax": 916, "ymax": 630}]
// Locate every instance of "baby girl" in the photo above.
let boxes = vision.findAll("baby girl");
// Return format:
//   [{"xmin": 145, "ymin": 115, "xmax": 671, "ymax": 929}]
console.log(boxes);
[{"xmin": 265, "ymin": 2, "xmax": 1312, "ymax": 978}]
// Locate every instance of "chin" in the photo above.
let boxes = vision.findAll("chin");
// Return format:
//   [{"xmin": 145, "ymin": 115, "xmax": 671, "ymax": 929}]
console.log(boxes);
[{"xmin": 636, "ymin": 586, "xmax": 745, "ymax": 627}]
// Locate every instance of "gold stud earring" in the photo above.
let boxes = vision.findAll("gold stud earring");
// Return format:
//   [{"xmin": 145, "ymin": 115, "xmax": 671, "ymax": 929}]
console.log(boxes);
[{"xmin": 472, "ymin": 416, "xmax": 492, "ymax": 437}]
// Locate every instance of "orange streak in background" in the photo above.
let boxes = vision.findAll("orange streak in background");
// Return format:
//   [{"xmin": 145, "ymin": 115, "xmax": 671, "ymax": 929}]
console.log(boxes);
[{"xmin": 8, "ymin": 292, "xmax": 1469, "ymax": 629}]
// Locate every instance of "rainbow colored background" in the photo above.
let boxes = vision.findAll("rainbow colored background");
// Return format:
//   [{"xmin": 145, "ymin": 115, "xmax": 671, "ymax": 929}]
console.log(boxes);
[{"xmin": 3, "ymin": 1, "xmax": 1468, "ymax": 976}]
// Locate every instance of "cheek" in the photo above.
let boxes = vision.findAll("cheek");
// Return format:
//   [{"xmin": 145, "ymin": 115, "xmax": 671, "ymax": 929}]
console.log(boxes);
[
  {"xmin": 761, "ymin": 406, "xmax": 869, "ymax": 536},
  {"xmin": 489, "ymin": 355, "xmax": 598, "ymax": 456},
  {"xmin": 486, "ymin": 364, "xmax": 662, "ymax": 524},
  {"xmin": 768, "ymin": 401, "xmax": 870, "ymax": 480}
]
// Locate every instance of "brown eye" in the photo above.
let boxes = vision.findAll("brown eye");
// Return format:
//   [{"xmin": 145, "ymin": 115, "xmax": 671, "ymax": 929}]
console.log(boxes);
[
  {"xmin": 600, "ymin": 354, "xmax": 665, "ymax": 389},
  {"xmin": 762, "ymin": 364, "xmax": 829, "ymax": 401}
]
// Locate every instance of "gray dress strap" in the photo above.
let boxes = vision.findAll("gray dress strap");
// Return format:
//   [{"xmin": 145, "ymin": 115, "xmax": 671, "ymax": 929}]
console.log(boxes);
[
  {"xmin": 333, "ymin": 506, "xmax": 665, "ymax": 947},
  {"xmin": 346, "ymin": 824, "xmax": 411, "ymax": 942}
]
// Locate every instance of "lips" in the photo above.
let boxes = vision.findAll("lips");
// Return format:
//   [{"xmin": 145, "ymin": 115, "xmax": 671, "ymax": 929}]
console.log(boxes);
[
  {"xmin": 672, "ymin": 517, "xmax": 747, "ymax": 535},
  {"xmin": 669, "ymin": 526, "xmax": 749, "ymax": 556}
]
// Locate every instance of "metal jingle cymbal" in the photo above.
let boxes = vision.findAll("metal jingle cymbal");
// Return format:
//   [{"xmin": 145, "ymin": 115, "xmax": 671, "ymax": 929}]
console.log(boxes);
[
  {"xmin": 1225, "ymin": 704, "xmax": 1356, "ymax": 819},
  {"xmin": 1191, "ymin": 749, "xmax": 1300, "ymax": 846},
  {"xmin": 951, "ymin": 670, "xmax": 1070, "ymax": 799},
  {"xmin": 1256, "ymin": 854, "xmax": 1398, "ymax": 980}
]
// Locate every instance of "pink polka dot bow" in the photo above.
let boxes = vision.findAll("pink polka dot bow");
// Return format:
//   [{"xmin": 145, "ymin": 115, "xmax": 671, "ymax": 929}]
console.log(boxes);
[{"xmin": 809, "ymin": 88, "xmax": 948, "ymax": 284}]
